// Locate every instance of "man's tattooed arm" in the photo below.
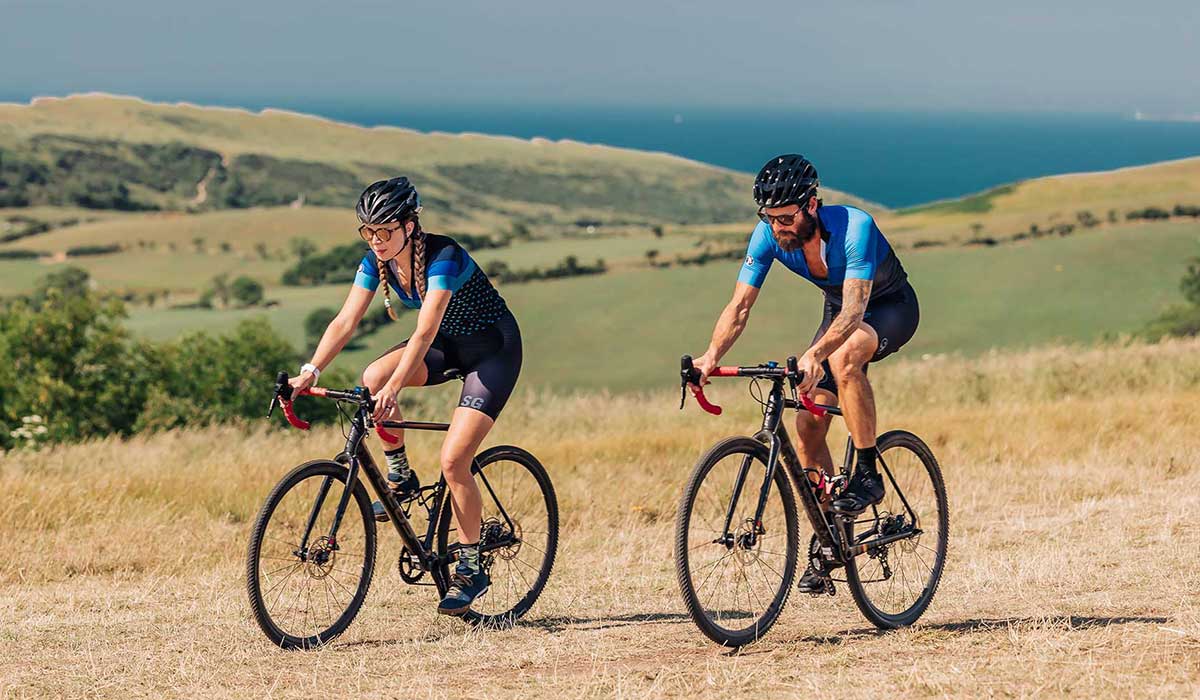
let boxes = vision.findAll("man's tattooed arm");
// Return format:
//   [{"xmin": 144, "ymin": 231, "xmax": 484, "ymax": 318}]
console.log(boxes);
[{"xmin": 810, "ymin": 278, "xmax": 872, "ymax": 360}]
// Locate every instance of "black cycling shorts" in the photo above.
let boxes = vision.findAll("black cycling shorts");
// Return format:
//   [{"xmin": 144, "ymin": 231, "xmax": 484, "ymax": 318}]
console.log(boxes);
[
  {"xmin": 377, "ymin": 311, "xmax": 522, "ymax": 420},
  {"xmin": 811, "ymin": 282, "xmax": 919, "ymax": 396}
]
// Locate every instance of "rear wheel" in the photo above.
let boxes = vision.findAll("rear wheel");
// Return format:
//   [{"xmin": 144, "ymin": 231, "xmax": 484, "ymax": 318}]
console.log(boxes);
[
  {"xmin": 246, "ymin": 460, "xmax": 377, "ymax": 649},
  {"xmin": 436, "ymin": 446, "xmax": 558, "ymax": 627},
  {"xmin": 844, "ymin": 430, "xmax": 948, "ymax": 628},
  {"xmin": 675, "ymin": 436, "xmax": 799, "ymax": 647}
]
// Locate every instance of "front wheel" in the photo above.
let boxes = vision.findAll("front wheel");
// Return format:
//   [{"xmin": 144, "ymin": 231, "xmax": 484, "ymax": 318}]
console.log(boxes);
[
  {"xmin": 675, "ymin": 436, "xmax": 800, "ymax": 647},
  {"xmin": 436, "ymin": 445, "xmax": 558, "ymax": 627},
  {"xmin": 844, "ymin": 430, "xmax": 949, "ymax": 629},
  {"xmin": 246, "ymin": 460, "xmax": 377, "ymax": 649}
]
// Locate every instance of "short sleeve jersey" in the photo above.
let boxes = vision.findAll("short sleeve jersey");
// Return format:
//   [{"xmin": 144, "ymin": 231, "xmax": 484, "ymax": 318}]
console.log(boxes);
[
  {"xmin": 737, "ymin": 205, "xmax": 907, "ymax": 303},
  {"xmin": 353, "ymin": 233, "xmax": 509, "ymax": 336}
]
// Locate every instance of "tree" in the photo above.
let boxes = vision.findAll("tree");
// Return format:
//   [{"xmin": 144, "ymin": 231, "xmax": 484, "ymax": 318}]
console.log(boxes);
[
  {"xmin": 509, "ymin": 222, "xmax": 532, "ymax": 241},
  {"xmin": 30, "ymin": 265, "xmax": 92, "ymax": 309},
  {"xmin": 230, "ymin": 276, "xmax": 264, "ymax": 307},
  {"xmin": 0, "ymin": 274, "xmax": 155, "ymax": 449},
  {"xmin": 1182, "ymin": 257, "xmax": 1200, "ymax": 307},
  {"xmin": 208, "ymin": 273, "xmax": 231, "ymax": 308},
  {"xmin": 304, "ymin": 307, "xmax": 338, "ymax": 348},
  {"xmin": 289, "ymin": 237, "xmax": 317, "ymax": 260}
]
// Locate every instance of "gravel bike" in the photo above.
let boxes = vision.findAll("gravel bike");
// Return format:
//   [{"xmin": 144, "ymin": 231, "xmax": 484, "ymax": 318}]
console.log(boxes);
[
  {"xmin": 674, "ymin": 355, "xmax": 948, "ymax": 647},
  {"xmin": 245, "ymin": 371, "xmax": 558, "ymax": 649}
]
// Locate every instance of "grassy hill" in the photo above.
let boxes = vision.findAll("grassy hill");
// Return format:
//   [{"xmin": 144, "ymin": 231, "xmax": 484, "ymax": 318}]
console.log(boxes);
[
  {"xmin": 0, "ymin": 93, "xmax": 873, "ymax": 233},
  {"xmin": 879, "ymin": 156, "xmax": 1200, "ymax": 245}
]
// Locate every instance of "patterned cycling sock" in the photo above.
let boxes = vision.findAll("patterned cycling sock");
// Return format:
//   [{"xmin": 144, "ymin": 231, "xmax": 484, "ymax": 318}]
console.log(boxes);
[
  {"xmin": 385, "ymin": 445, "xmax": 412, "ymax": 481},
  {"xmin": 458, "ymin": 543, "xmax": 481, "ymax": 574}
]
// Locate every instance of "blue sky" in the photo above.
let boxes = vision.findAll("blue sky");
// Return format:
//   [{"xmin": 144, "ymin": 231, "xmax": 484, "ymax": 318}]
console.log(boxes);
[{"xmin": 2, "ymin": 0, "xmax": 1197, "ymax": 113}]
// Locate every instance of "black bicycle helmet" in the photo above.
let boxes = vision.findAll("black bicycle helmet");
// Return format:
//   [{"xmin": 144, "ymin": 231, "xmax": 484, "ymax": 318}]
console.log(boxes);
[
  {"xmin": 753, "ymin": 154, "xmax": 819, "ymax": 208},
  {"xmin": 356, "ymin": 177, "xmax": 421, "ymax": 224}
]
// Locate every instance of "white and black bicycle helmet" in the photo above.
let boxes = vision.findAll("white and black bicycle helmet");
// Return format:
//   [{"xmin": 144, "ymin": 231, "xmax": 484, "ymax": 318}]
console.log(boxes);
[
  {"xmin": 753, "ymin": 154, "xmax": 819, "ymax": 209},
  {"xmin": 356, "ymin": 177, "xmax": 421, "ymax": 224}
]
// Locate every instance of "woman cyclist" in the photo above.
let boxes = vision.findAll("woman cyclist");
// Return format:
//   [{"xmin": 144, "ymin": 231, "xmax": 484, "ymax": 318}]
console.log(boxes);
[{"xmin": 289, "ymin": 177, "xmax": 521, "ymax": 615}]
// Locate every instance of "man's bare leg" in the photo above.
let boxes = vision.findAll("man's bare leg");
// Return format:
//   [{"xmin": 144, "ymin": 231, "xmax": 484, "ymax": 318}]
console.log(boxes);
[
  {"xmin": 794, "ymin": 388, "xmax": 837, "ymax": 499},
  {"xmin": 826, "ymin": 323, "xmax": 879, "ymax": 452},
  {"xmin": 828, "ymin": 322, "xmax": 886, "ymax": 513}
]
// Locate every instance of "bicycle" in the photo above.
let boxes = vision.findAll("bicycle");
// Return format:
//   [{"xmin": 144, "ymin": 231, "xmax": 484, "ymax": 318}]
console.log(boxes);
[
  {"xmin": 245, "ymin": 371, "xmax": 558, "ymax": 649},
  {"xmin": 674, "ymin": 355, "xmax": 948, "ymax": 647}
]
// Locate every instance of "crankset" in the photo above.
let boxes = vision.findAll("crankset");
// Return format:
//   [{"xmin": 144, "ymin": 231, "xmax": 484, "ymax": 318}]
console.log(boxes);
[{"xmin": 397, "ymin": 546, "xmax": 425, "ymax": 584}]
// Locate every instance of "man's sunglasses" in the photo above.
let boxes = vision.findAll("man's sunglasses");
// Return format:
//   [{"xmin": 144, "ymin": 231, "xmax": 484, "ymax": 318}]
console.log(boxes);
[
  {"xmin": 757, "ymin": 208, "xmax": 806, "ymax": 227},
  {"xmin": 358, "ymin": 221, "xmax": 404, "ymax": 243}
]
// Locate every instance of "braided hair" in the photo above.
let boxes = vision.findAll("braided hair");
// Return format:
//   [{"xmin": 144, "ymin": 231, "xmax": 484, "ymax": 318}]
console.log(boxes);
[{"xmin": 376, "ymin": 217, "xmax": 426, "ymax": 322}]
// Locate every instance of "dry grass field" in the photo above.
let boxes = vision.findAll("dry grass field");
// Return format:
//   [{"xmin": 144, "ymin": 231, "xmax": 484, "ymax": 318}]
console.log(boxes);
[{"xmin": 3, "ymin": 338, "xmax": 1200, "ymax": 698}]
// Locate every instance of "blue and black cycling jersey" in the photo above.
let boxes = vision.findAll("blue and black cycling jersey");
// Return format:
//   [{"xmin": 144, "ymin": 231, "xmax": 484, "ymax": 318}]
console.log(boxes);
[
  {"xmin": 354, "ymin": 233, "xmax": 509, "ymax": 337},
  {"xmin": 737, "ymin": 205, "xmax": 908, "ymax": 303}
]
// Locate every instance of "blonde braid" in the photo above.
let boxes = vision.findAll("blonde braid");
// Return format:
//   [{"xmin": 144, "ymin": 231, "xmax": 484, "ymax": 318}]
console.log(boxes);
[
  {"xmin": 411, "ymin": 222, "xmax": 427, "ymax": 302},
  {"xmin": 377, "ymin": 253, "xmax": 400, "ymax": 321}
]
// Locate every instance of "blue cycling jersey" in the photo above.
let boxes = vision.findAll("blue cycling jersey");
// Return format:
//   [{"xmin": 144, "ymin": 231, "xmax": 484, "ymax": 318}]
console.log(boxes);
[
  {"xmin": 354, "ymin": 233, "xmax": 509, "ymax": 336},
  {"xmin": 737, "ymin": 205, "xmax": 907, "ymax": 302}
]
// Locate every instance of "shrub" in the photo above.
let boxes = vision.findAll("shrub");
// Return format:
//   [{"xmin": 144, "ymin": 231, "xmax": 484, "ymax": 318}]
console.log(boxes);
[
  {"xmin": 1127, "ymin": 207, "xmax": 1170, "ymax": 220},
  {"xmin": 305, "ymin": 307, "xmax": 338, "ymax": 349},
  {"xmin": 1182, "ymin": 257, "xmax": 1200, "ymax": 307},
  {"xmin": 0, "ymin": 287, "xmax": 154, "ymax": 449},
  {"xmin": 66, "ymin": 244, "xmax": 122, "ymax": 257},
  {"xmin": 230, "ymin": 276, "xmax": 264, "ymax": 307},
  {"xmin": 0, "ymin": 250, "xmax": 44, "ymax": 260}
]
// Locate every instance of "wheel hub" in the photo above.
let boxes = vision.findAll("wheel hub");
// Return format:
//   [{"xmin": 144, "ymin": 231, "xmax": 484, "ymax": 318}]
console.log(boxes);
[
  {"xmin": 732, "ymin": 519, "xmax": 763, "ymax": 566},
  {"xmin": 481, "ymin": 517, "xmax": 522, "ymax": 561},
  {"xmin": 304, "ymin": 536, "xmax": 337, "ymax": 579}
]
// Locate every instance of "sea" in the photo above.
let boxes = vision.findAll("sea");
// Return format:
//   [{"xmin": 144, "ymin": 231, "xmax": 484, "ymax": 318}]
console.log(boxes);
[{"xmin": 277, "ymin": 103, "xmax": 1200, "ymax": 209}]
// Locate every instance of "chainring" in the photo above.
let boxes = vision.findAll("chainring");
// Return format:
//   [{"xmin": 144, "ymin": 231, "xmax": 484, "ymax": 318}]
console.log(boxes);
[{"xmin": 397, "ymin": 546, "xmax": 425, "ymax": 584}]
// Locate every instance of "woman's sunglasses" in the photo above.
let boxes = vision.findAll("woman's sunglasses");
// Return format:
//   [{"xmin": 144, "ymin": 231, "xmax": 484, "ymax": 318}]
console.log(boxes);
[{"xmin": 358, "ymin": 221, "xmax": 404, "ymax": 243}]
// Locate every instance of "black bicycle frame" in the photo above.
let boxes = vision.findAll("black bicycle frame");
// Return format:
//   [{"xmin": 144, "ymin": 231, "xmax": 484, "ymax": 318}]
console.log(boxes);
[
  {"xmin": 733, "ymin": 376, "xmax": 848, "ymax": 562},
  {"xmin": 723, "ymin": 374, "xmax": 920, "ymax": 565},
  {"xmin": 292, "ymin": 405, "xmax": 518, "ymax": 591}
]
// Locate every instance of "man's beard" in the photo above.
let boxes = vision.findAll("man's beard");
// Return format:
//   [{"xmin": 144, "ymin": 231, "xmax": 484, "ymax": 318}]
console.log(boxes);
[{"xmin": 773, "ymin": 215, "xmax": 817, "ymax": 252}]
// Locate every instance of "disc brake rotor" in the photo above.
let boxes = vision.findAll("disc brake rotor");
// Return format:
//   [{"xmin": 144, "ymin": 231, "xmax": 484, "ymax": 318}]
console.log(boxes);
[
  {"xmin": 732, "ymin": 518, "xmax": 763, "ymax": 567},
  {"xmin": 304, "ymin": 536, "xmax": 337, "ymax": 579}
]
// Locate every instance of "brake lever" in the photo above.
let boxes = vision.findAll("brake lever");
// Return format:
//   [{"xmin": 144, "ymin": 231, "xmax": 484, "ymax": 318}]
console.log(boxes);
[{"xmin": 268, "ymin": 371, "xmax": 291, "ymax": 418}]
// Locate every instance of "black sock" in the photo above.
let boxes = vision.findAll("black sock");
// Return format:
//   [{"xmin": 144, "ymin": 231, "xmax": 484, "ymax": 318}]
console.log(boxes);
[{"xmin": 856, "ymin": 447, "xmax": 877, "ymax": 476}]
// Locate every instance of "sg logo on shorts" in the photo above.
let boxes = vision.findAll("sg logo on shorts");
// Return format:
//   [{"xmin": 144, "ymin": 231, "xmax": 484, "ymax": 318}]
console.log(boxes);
[{"xmin": 460, "ymin": 395, "xmax": 485, "ymax": 410}]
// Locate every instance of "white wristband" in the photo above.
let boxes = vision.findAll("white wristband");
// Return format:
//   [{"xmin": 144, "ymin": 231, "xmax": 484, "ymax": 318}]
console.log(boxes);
[{"xmin": 300, "ymin": 363, "xmax": 320, "ymax": 384}]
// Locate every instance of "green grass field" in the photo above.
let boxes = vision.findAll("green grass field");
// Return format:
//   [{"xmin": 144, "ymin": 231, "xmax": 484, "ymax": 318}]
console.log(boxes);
[{"xmin": 108, "ymin": 219, "xmax": 1200, "ymax": 392}]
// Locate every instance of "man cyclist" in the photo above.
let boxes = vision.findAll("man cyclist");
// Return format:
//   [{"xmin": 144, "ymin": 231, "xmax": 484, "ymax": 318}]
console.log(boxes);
[{"xmin": 690, "ymin": 154, "xmax": 920, "ymax": 593}]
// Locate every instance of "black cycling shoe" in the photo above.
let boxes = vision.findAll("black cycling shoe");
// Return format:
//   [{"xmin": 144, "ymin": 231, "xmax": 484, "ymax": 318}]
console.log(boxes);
[
  {"xmin": 371, "ymin": 471, "xmax": 421, "ymax": 522},
  {"xmin": 797, "ymin": 535, "xmax": 842, "ymax": 595},
  {"xmin": 831, "ymin": 467, "xmax": 884, "ymax": 515},
  {"xmin": 797, "ymin": 563, "xmax": 832, "ymax": 594}
]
